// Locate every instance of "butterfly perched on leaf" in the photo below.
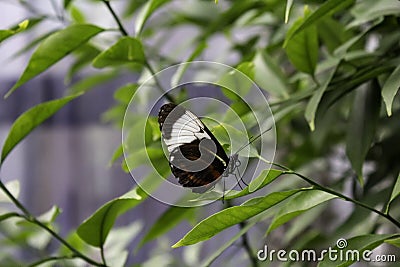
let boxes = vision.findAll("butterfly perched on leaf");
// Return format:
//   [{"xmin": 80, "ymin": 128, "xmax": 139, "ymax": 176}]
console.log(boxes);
[{"xmin": 158, "ymin": 103, "xmax": 242, "ymax": 193}]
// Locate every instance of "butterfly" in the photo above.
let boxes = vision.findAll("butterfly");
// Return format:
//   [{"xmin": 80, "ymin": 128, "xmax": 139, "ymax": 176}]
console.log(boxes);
[{"xmin": 158, "ymin": 103, "xmax": 244, "ymax": 193}]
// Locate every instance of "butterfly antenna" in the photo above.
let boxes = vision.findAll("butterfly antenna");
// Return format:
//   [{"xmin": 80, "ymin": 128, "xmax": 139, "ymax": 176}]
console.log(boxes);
[
  {"xmin": 222, "ymin": 179, "xmax": 225, "ymax": 204},
  {"xmin": 234, "ymin": 126, "xmax": 273, "ymax": 155}
]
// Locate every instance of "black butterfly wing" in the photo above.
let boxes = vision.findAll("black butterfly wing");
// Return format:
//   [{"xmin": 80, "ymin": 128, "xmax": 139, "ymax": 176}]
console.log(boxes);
[{"xmin": 158, "ymin": 103, "xmax": 229, "ymax": 192}]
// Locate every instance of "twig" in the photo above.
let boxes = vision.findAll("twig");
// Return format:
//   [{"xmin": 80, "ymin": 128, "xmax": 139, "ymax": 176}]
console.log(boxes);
[
  {"xmin": 101, "ymin": 0, "xmax": 129, "ymax": 36},
  {"xmin": 28, "ymin": 255, "xmax": 79, "ymax": 267},
  {"xmin": 144, "ymin": 59, "xmax": 176, "ymax": 103},
  {"xmin": 257, "ymin": 156, "xmax": 400, "ymax": 229}
]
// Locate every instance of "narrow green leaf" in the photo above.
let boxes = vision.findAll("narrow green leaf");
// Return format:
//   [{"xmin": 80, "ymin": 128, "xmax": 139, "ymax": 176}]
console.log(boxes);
[
  {"xmin": 267, "ymin": 190, "xmax": 336, "ymax": 233},
  {"xmin": 0, "ymin": 180, "xmax": 20, "ymax": 202},
  {"xmin": 135, "ymin": 0, "xmax": 171, "ymax": 35},
  {"xmin": 6, "ymin": 24, "xmax": 103, "ymax": 97},
  {"xmin": 0, "ymin": 20, "xmax": 30, "ymax": 43},
  {"xmin": 346, "ymin": 86, "xmax": 381, "ymax": 186},
  {"xmin": 285, "ymin": 7, "xmax": 319, "ymax": 76},
  {"xmin": 284, "ymin": 0, "xmax": 355, "ymax": 46},
  {"xmin": 304, "ymin": 61, "xmax": 339, "ymax": 131},
  {"xmin": 386, "ymin": 172, "xmax": 400, "ymax": 214},
  {"xmin": 37, "ymin": 206, "xmax": 62, "ymax": 224},
  {"xmin": 247, "ymin": 169, "xmax": 284, "ymax": 194},
  {"xmin": 318, "ymin": 234, "xmax": 398, "ymax": 267},
  {"xmin": 172, "ymin": 189, "xmax": 301, "ymax": 248},
  {"xmin": 77, "ymin": 188, "xmax": 143, "ymax": 247},
  {"xmin": 382, "ymin": 65, "xmax": 400, "ymax": 116},
  {"xmin": 348, "ymin": 0, "xmax": 400, "ymax": 28},
  {"xmin": 138, "ymin": 206, "xmax": 196, "ymax": 248},
  {"xmin": 385, "ymin": 237, "xmax": 400, "ymax": 248},
  {"xmin": 1, "ymin": 95, "xmax": 80, "ymax": 165},
  {"xmin": 92, "ymin": 37, "xmax": 145, "ymax": 68},
  {"xmin": 284, "ymin": 0, "xmax": 294, "ymax": 23}
]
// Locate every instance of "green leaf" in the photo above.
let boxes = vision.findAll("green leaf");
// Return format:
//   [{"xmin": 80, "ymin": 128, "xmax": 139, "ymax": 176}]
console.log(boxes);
[
  {"xmin": 0, "ymin": 213, "xmax": 21, "ymax": 222},
  {"xmin": 172, "ymin": 189, "xmax": 301, "ymax": 248},
  {"xmin": 267, "ymin": 190, "xmax": 336, "ymax": 233},
  {"xmin": 6, "ymin": 24, "xmax": 103, "ymax": 97},
  {"xmin": 318, "ymin": 234, "xmax": 398, "ymax": 267},
  {"xmin": 382, "ymin": 65, "xmax": 400, "ymax": 116},
  {"xmin": 284, "ymin": 0, "xmax": 355, "ymax": 46},
  {"xmin": 346, "ymin": 86, "xmax": 381, "ymax": 186},
  {"xmin": 1, "ymin": 95, "xmax": 80, "ymax": 165},
  {"xmin": 253, "ymin": 50, "xmax": 289, "ymax": 98},
  {"xmin": 138, "ymin": 206, "xmax": 196, "ymax": 249},
  {"xmin": 348, "ymin": 0, "xmax": 400, "ymax": 28},
  {"xmin": 64, "ymin": 0, "xmax": 73, "ymax": 8},
  {"xmin": 0, "ymin": 19, "xmax": 30, "ymax": 43},
  {"xmin": 386, "ymin": 237, "xmax": 400, "ymax": 248},
  {"xmin": 304, "ymin": 61, "xmax": 339, "ymax": 131},
  {"xmin": 109, "ymin": 144, "xmax": 123, "ymax": 166},
  {"xmin": 77, "ymin": 188, "xmax": 143, "ymax": 247},
  {"xmin": 70, "ymin": 5, "xmax": 86, "ymax": 24},
  {"xmin": 113, "ymin": 83, "xmax": 139, "ymax": 105},
  {"xmin": 0, "ymin": 180, "xmax": 20, "ymax": 202},
  {"xmin": 92, "ymin": 37, "xmax": 145, "ymax": 68},
  {"xmin": 135, "ymin": 0, "xmax": 171, "ymax": 35},
  {"xmin": 37, "ymin": 206, "xmax": 61, "ymax": 224},
  {"xmin": 285, "ymin": 7, "xmax": 319, "ymax": 76},
  {"xmin": 386, "ymin": 172, "xmax": 400, "ymax": 214}
]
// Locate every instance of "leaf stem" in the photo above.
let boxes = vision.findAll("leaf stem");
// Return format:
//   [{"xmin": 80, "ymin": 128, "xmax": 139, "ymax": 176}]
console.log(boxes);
[
  {"xmin": 101, "ymin": 0, "xmax": 129, "ymax": 36},
  {"xmin": 0, "ymin": 180, "xmax": 106, "ymax": 266},
  {"xmin": 258, "ymin": 157, "xmax": 400, "ymax": 229},
  {"xmin": 28, "ymin": 255, "xmax": 79, "ymax": 267},
  {"xmin": 144, "ymin": 59, "xmax": 176, "ymax": 103}
]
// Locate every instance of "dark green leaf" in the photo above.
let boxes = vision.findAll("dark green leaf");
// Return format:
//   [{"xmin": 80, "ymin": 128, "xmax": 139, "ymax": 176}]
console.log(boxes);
[
  {"xmin": 135, "ymin": 0, "xmax": 172, "ymax": 35},
  {"xmin": 267, "ymin": 190, "xmax": 336, "ymax": 233},
  {"xmin": 346, "ymin": 86, "xmax": 381, "ymax": 185},
  {"xmin": 172, "ymin": 189, "xmax": 301, "ymax": 248},
  {"xmin": 1, "ymin": 95, "xmax": 80, "ymax": 165},
  {"xmin": 382, "ymin": 65, "xmax": 400, "ymax": 116},
  {"xmin": 285, "ymin": 7, "xmax": 319, "ymax": 76},
  {"xmin": 64, "ymin": 0, "xmax": 73, "ymax": 8},
  {"xmin": 138, "ymin": 206, "xmax": 196, "ymax": 248},
  {"xmin": 6, "ymin": 24, "xmax": 104, "ymax": 97},
  {"xmin": 92, "ymin": 37, "xmax": 145, "ymax": 68},
  {"xmin": 284, "ymin": 0, "xmax": 355, "ymax": 46},
  {"xmin": 318, "ymin": 234, "xmax": 398, "ymax": 267}
]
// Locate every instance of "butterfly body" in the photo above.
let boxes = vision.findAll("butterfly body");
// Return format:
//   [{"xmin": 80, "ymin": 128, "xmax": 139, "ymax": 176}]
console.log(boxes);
[{"xmin": 158, "ymin": 103, "xmax": 233, "ymax": 193}]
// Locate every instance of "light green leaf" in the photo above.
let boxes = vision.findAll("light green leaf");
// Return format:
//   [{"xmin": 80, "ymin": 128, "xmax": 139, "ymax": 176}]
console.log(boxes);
[
  {"xmin": 382, "ymin": 65, "xmax": 400, "ymax": 116},
  {"xmin": 109, "ymin": 144, "xmax": 123, "ymax": 166},
  {"xmin": 284, "ymin": 0, "xmax": 355, "ymax": 46},
  {"xmin": 172, "ymin": 189, "xmax": 301, "ymax": 248},
  {"xmin": 138, "ymin": 206, "xmax": 196, "ymax": 249},
  {"xmin": 385, "ymin": 237, "xmax": 400, "ymax": 248},
  {"xmin": 113, "ymin": 83, "xmax": 139, "ymax": 105},
  {"xmin": 92, "ymin": 37, "xmax": 145, "ymax": 68},
  {"xmin": 285, "ymin": 7, "xmax": 319, "ymax": 76},
  {"xmin": 267, "ymin": 190, "xmax": 336, "ymax": 233},
  {"xmin": 318, "ymin": 234, "xmax": 398, "ymax": 267},
  {"xmin": 135, "ymin": 0, "xmax": 171, "ymax": 35},
  {"xmin": 304, "ymin": 61, "xmax": 339, "ymax": 131},
  {"xmin": 253, "ymin": 50, "xmax": 289, "ymax": 98},
  {"xmin": 77, "ymin": 188, "xmax": 143, "ymax": 247},
  {"xmin": 247, "ymin": 169, "xmax": 284, "ymax": 194},
  {"xmin": 1, "ymin": 95, "xmax": 80, "ymax": 165},
  {"xmin": 386, "ymin": 172, "xmax": 400, "ymax": 214},
  {"xmin": 37, "ymin": 206, "xmax": 61, "ymax": 223},
  {"xmin": 0, "ymin": 180, "xmax": 20, "ymax": 202},
  {"xmin": 346, "ymin": 86, "xmax": 381, "ymax": 186},
  {"xmin": 348, "ymin": 0, "xmax": 400, "ymax": 28},
  {"xmin": 6, "ymin": 24, "xmax": 104, "ymax": 97}
]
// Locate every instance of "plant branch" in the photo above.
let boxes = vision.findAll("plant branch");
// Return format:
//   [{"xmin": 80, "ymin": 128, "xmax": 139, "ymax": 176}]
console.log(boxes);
[
  {"xmin": 144, "ymin": 59, "xmax": 176, "ymax": 104},
  {"xmin": 101, "ymin": 0, "xmax": 129, "ymax": 36},
  {"xmin": 0, "ymin": 180, "xmax": 106, "ymax": 267},
  {"xmin": 239, "ymin": 221, "xmax": 258, "ymax": 267}
]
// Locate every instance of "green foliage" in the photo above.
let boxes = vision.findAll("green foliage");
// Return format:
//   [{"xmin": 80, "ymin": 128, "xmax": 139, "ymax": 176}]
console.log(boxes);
[{"xmin": 1, "ymin": 0, "xmax": 400, "ymax": 266}]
